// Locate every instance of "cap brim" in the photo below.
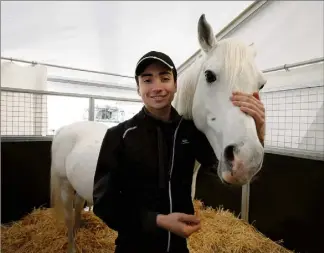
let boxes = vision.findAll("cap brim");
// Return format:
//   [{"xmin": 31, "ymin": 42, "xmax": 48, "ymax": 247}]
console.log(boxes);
[{"xmin": 135, "ymin": 56, "xmax": 174, "ymax": 76}]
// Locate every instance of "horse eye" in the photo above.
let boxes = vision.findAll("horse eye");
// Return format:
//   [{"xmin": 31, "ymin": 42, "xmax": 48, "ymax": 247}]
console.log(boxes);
[
  {"xmin": 259, "ymin": 84, "xmax": 264, "ymax": 90},
  {"xmin": 205, "ymin": 70, "xmax": 217, "ymax": 83}
]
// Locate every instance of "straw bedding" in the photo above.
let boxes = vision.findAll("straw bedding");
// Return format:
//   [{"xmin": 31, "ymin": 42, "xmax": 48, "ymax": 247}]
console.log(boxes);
[{"xmin": 1, "ymin": 200, "xmax": 294, "ymax": 253}]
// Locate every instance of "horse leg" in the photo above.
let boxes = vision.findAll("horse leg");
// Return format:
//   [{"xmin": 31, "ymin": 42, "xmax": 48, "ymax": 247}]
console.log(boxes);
[
  {"xmin": 191, "ymin": 161, "xmax": 201, "ymax": 201},
  {"xmin": 60, "ymin": 179, "xmax": 76, "ymax": 253},
  {"xmin": 74, "ymin": 193, "xmax": 86, "ymax": 233}
]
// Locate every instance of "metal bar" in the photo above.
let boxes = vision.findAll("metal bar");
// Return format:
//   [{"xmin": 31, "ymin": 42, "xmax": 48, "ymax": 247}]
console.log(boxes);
[
  {"xmin": 48, "ymin": 76, "xmax": 137, "ymax": 91},
  {"xmin": 33, "ymin": 95, "xmax": 38, "ymax": 136},
  {"xmin": 214, "ymin": 1, "xmax": 270, "ymax": 43},
  {"xmin": 0, "ymin": 87, "xmax": 142, "ymax": 103},
  {"xmin": 1, "ymin": 56, "xmax": 134, "ymax": 79},
  {"xmin": 241, "ymin": 183, "xmax": 250, "ymax": 222},
  {"xmin": 88, "ymin": 98, "xmax": 95, "ymax": 121},
  {"xmin": 264, "ymin": 146, "xmax": 324, "ymax": 161},
  {"xmin": 262, "ymin": 57, "xmax": 324, "ymax": 74},
  {"xmin": 1, "ymin": 136, "xmax": 54, "ymax": 142},
  {"xmin": 260, "ymin": 84, "xmax": 323, "ymax": 94}
]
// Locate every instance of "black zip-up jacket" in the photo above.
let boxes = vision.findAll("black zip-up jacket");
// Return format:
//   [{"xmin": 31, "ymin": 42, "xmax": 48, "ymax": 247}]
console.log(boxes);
[{"xmin": 93, "ymin": 106, "xmax": 218, "ymax": 253}]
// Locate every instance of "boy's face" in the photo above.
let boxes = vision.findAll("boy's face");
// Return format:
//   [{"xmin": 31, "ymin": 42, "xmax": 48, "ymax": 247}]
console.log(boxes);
[{"xmin": 137, "ymin": 61, "xmax": 177, "ymax": 110}]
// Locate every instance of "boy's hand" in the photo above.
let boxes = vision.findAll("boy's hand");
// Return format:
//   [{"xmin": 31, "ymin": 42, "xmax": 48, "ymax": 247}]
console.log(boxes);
[
  {"xmin": 231, "ymin": 91, "xmax": 265, "ymax": 145},
  {"xmin": 157, "ymin": 213, "xmax": 201, "ymax": 238}
]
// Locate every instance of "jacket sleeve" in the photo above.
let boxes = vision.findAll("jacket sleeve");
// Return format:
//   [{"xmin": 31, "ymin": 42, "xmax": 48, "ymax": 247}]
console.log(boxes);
[
  {"xmin": 192, "ymin": 126, "xmax": 219, "ymax": 172},
  {"xmin": 92, "ymin": 124, "xmax": 160, "ymax": 235}
]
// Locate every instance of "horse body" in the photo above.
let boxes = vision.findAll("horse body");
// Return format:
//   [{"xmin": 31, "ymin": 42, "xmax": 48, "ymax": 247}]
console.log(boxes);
[
  {"xmin": 50, "ymin": 121, "xmax": 109, "ymax": 253},
  {"xmin": 51, "ymin": 121, "xmax": 108, "ymax": 204},
  {"xmin": 50, "ymin": 14, "xmax": 266, "ymax": 253}
]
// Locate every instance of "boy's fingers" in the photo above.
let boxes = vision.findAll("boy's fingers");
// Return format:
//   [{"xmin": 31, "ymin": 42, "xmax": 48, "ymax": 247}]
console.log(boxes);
[
  {"xmin": 253, "ymin": 91, "xmax": 260, "ymax": 100},
  {"xmin": 179, "ymin": 214, "xmax": 200, "ymax": 224}
]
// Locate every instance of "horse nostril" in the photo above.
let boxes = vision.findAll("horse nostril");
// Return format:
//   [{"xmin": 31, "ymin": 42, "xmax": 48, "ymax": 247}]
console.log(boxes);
[{"xmin": 224, "ymin": 145, "xmax": 236, "ymax": 162}]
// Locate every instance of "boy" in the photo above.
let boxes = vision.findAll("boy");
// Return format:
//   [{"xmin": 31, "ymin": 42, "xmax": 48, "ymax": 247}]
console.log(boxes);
[{"xmin": 93, "ymin": 51, "xmax": 265, "ymax": 253}]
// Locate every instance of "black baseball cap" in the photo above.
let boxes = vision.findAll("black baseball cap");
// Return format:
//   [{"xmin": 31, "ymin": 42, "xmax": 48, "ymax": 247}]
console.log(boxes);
[{"xmin": 135, "ymin": 51, "xmax": 177, "ymax": 81}]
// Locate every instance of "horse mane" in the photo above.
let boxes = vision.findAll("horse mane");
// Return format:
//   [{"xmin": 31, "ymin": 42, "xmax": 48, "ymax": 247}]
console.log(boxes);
[
  {"xmin": 173, "ymin": 38, "xmax": 257, "ymax": 120},
  {"xmin": 173, "ymin": 56, "xmax": 204, "ymax": 120},
  {"xmin": 220, "ymin": 38, "xmax": 258, "ymax": 92}
]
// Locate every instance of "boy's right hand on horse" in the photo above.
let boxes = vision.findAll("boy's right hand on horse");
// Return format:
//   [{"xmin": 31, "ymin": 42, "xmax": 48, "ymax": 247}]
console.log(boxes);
[{"xmin": 156, "ymin": 213, "xmax": 201, "ymax": 238}]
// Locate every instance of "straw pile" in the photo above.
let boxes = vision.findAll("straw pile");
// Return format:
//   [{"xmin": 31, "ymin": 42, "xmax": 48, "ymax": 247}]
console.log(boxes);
[
  {"xmin": 1, "ymin": 200, "xmax": 294, "ymax": 253},
  {"xmin": 188, "ymin": 201, "xmax": 295, "ymax": 253}
]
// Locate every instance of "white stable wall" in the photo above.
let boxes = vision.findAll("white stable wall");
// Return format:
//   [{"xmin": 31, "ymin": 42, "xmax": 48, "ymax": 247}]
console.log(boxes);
[
  {"xmin": 224, "ymin": 1, "xmax": 323, "ymax": 71},
  {"xmin": 0, "ymin": 61, "xmax": 143, "ymax": 136}
]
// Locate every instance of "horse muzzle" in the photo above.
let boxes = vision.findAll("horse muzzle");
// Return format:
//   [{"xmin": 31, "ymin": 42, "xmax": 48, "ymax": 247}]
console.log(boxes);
[{"xmin": 220, "ymin": 142, "xmax": 264, "ymax": 185}]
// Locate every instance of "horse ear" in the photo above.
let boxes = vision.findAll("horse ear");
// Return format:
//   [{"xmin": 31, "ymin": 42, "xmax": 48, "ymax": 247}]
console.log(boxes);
[
  {"xmin": 249, "ymin": 42, "xmax": 257, "ymax": 58},
  {"xmin": 198, "ymin": 14, "xmax": 216, "ymax": 53}
]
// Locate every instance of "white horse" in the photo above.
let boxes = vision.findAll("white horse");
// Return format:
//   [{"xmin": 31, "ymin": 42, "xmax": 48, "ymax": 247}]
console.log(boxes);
[
  {"xmin": 50, "ymin": 14, "xmax": 266, "ymax": 253},
  {"xmin": 174, "ymin": 15, "xmax": 267, "ymax": 200}
]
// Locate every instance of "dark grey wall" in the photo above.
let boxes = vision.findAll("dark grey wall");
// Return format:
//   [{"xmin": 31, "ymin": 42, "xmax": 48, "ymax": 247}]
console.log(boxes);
[
  {"xmin": 196, "ymin": 153, "xmax": 324, "ymax": 253},
  {"xmin": 1, "ymin": 141, "xmax": 52, "ymax": 225}
]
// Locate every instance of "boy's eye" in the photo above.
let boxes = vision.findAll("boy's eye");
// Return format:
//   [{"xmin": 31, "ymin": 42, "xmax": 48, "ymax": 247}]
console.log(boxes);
[{"xmin": 161, "ymin": 76, "xmax": 171, "ymax": 81}]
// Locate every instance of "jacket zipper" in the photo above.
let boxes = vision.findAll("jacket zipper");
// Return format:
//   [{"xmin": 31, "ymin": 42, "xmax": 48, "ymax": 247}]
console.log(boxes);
[{"xmin": 166, "ymin": 118, "xmax": 183, "ymax": 252}]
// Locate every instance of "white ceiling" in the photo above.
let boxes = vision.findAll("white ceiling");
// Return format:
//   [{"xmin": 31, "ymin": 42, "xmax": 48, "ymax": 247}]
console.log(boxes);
[{"xmin": 1, "ymin": 1, "xmax": 253, "ymax": 84}]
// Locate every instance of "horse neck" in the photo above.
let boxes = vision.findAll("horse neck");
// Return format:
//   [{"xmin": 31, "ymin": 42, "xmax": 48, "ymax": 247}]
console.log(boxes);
[{"xmin": 173, "ymin": 57, "xmax": 204, "ymax": 120}]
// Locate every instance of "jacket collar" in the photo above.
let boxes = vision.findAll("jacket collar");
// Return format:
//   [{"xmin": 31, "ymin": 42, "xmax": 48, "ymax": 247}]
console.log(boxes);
[{"xmin": 136, "ymin": 105, "xmax": 182, "ymax": 126}]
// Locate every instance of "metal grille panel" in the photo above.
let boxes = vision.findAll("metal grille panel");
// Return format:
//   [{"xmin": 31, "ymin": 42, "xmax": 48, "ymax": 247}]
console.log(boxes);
[
  {"xmin": 1, "ymin": 91, "xmax": 48, "ymax": 136},
  {"xmin": 261, "ymin": 86, "xmax": 324, "ymax": 160}
]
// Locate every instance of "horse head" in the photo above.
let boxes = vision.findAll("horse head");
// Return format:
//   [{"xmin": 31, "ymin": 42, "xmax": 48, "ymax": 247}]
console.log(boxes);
[{"xmin": 176, "ymin": 14, "xmax": 267, "ymax": 186}]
